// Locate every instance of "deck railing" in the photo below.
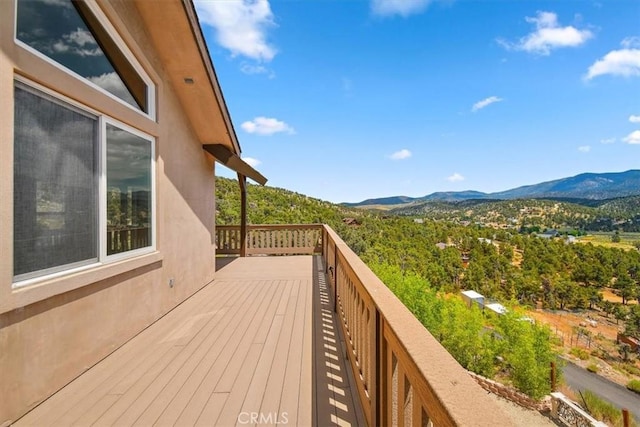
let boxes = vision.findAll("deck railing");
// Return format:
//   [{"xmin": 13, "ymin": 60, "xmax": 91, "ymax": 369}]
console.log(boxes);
[
  {"xmin": 216, "ymin": 224, "xmax": 322, "ymax": 255},
  {"xmin": 216, "ymin": 224, "xmax": 509, "ymax": 426}
]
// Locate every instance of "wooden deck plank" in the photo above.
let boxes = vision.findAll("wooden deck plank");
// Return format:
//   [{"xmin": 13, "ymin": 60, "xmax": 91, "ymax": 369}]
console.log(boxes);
[
  {"xmin": 217, "ymin": 313, "xmax": 285, "ymax": 426},
  {"xmin": 16, "ymin": 279, "xmax": 235, "ymax": 426},
  {"xmin": 178, "ymin": 282, "xmax": 282, "ymax": 425},
  {"xmin": 214, "ymin": 280, "xmax": 289, "ymax": 393},
  {"xmin": 192, "ymin": 391, "xmax": 230, "ymax": 427},
  {"xmin": 14, "ymin": 256, "xmax": 364, "ymax": 427},
  {"xmin": 258, "ymin": 280, "xmax": 301, "ymax": 426},
  {"xmin": 131, "ymin": 280, "xmax": 268, "ymax": 426},
  {"xmin": 297, "ymin": 262, "xmax": 315, "ymax": 426},
  {"xmin": 276, "ymin": 279, "xmax": 308, "ymax": 426},
  {"xmin": 51, "ymin": 282, "xmax": 249, "ymax": 426},
  {"xmin": 149, "ymin": 283, "xmax": 270, "ymax": 426},
  {"xmin": 109, "ymin": 280, "xmax": 271, "ymax": 426}
]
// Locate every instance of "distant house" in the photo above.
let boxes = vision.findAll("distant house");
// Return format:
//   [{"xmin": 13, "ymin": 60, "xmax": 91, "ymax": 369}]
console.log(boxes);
[
  {"xmin": 478, "ymin": 237, "xmax": 493, "ymax": 245},
  {"xmin": 414, "ymin": 218, "xmax": 424, "ymax": 224},
  {"xmin": 342, "ymin": 217, "xmax": 361, "ymax": 226},
  {"xmin": 461, "ymin": 290, "xmax": 485, "ymax": 309},
  {"xmin": 485, "ymin": 302, "xmax": 507, "ymax": 315},
  {"xmin": 436, "ymin": 242, "xmax": 448, "ymax": 250},
  {"xmin": 538, "ymin": 229, "xmax": 560, "ymax": 239},
  {"xmin": 617, "ymin": 333, "xmax": 640, "ymax": 352}
]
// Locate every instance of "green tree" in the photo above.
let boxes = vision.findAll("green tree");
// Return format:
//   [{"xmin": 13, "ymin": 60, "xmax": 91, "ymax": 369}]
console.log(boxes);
[
  {"xmin": 612, "ymin": 230, "xmax": 621, "ymax": 243},
  {"xmin": 615, "ymin": 273, "xmax": 637, "ymax": 305}
]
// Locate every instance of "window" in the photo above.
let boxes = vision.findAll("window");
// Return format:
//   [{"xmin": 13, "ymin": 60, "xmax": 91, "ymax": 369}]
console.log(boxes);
[
  {"xmin": 13, "ymin": 81, "xmax": 155, "ymax": 283},
  {"xmin": 15, "ymin": 0, "xmax": 153, "ymax": 116},
  {"xmin": 106, "ymin": 124, "xmax": 152, "ymax": 255}
]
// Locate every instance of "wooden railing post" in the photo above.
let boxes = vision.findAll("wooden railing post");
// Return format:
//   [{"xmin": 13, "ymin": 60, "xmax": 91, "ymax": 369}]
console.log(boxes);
[
  {"xmin": 373, "ymin": 309, "xmax": 382, "ymax": 427},
  {"xmin": 238, "ymin": 174, "xmax": 247, "ymax": 257},
  {"xmin": 334, "ymin": 242, "xmax": 338, "ymax": 314}
]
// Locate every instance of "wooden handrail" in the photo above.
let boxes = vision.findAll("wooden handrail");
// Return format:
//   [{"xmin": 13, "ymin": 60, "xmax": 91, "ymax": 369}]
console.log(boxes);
[{"xmin": 322, "ymin": 224, "xmax": 510, "ymax": 426}]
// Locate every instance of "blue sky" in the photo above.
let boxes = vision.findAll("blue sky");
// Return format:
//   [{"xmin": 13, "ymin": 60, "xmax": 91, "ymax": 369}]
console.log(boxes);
[{"xmin": 195, "ymin": 0, "xmax": 640, "ymax": 203}]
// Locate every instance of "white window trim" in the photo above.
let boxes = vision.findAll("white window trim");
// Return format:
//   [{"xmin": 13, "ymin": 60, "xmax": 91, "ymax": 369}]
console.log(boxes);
[
  {"xmin": 12, "ymin": 77, "xmax": 157, "ymax": 288},
  {"xmin": 101, "ymin": 116, "xmax": 157, "ymax": 263},
  {"xmin": 13, "ymin": 0, "xmax": 156, "ymax": 120}
]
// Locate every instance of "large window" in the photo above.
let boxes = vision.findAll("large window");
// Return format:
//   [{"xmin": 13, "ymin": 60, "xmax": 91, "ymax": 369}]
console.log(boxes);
[
  {"xmin": 15, "ymin": 0, "xmax": 154, "ymax": 116},
  {"xmin": 13, "ymin": 81, "xmax": 154, "ymax": 283}
]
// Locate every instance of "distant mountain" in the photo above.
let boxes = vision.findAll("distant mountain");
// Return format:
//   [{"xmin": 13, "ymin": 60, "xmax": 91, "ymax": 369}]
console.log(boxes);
[
  {"xmin": 342, "ymin": 195, "xmax": 417, "ymax": 207},
  {"xmin": 490, "ymin": 170, "xmax": 640, "ymax": 200},
  {"xmin": 422, "ymin": 190, "xmax": 489, "ymax": 202},
  {"xmin": 344, "ymin": 170, "xmax": 640, "ymax": 207}
]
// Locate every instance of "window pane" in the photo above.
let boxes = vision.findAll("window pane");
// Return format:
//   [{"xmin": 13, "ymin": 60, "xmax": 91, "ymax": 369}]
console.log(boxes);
[
  {"xmin": 106, "ymin": 125, "xmax": 152, "ymax": 255},
  {"xmin": 14, "ymin": 84, "xmax": 98, "ymax": 279},
  {"xmin": 16, "ymin": 0, "xmax": 147, "ymax": 112}
]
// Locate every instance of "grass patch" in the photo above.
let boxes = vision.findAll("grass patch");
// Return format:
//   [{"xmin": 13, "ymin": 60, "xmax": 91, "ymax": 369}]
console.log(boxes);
[
  {"xmin": 570, "ymin": 347, "xmax": 590, "ymax": 360},
  {"xmin": 580, "ymin": 390, "xmax": 637, "ymax": 427},
  {"xmin": 627, "ymin": 379, "xmax": 640, "ymax": 394},
  {"xmin": 615, "ymin": 362, "xmax": 640, "ymax": 376},
  {"xmin": 579, "ymin": 232, "xmax": 640, "ymax": 251}
]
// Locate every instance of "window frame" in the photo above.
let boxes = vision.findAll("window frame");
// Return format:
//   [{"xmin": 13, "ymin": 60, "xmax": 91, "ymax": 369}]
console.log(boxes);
[
  {"xmin": 12, "ymin": 77, "xmax": 156, "ymax": 288},
  {"xmin": 100, "ymin": 117, "xmax": 156, "ymax": 263},
  {"xmin": 13, "ymin": 0, "xmax": 157, "ymax": 121}
]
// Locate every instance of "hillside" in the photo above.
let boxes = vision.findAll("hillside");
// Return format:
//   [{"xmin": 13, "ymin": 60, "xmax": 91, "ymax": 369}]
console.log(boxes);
[
  {"xmin": 346, "ymin": 170, "xmax": 640, "ymax": 207},
  {"xmin": 215, "ymin": 176, "xmax": 367, "ymax": 230},
  {"xmin": 390, "ymin": 196, "xmax": 640, "ymax": 232}
]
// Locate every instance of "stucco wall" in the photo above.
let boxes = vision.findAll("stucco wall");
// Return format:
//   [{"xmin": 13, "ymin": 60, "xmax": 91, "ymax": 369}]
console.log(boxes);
[{"xmin": 0, "ymin": 1, "xmax": 218, "ymax": 424}]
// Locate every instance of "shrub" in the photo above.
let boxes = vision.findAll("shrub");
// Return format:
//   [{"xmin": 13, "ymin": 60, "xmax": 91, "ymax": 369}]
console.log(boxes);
[
  {"xmin": 581, "ymin": 390, "xmax": 630, "ymax": 426},
  {"xmin": 627, "ymin": 379, "xmax": 640, "ymax": 394},
  {"xmin": 587, "ymin": 363, "xmax": 599, "ymax": 373},
  {"xmin": 570, "ymin": 347, "xmax": 590, "ymax": 360},
  {"xmin": 621, "ymin": 363, "xmax": 640, "ymax": 376}
]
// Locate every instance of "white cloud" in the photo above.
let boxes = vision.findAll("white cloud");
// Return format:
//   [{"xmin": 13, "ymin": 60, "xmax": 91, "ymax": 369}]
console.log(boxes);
[
  {"xmin": 585, "ymin": 46, "xmax": 640, "ymax": 80},
  {"xmin": 623, "ymin": 130, "xmax": 640, "ymax": 144},
  {"xmin": 578, "ymin": 145, "xmax": 591, "ymax": 152},
  {"xmin": 471, "ymin": 96, "xmax": 503, "ymax": 112},
  {"xmin": 240, "ymin": 63, "xmax": 266, "ymax": 74},
  {"xmin": 243, "ymin": 157, "xmax": 261, "ymax": 167},
  {"xmin": 600, "ymin": 137, "xmax": 616, "ymax": 144},
  {"xmin": 241, "ymin": 117, "xmax": 295, "ymax": 135},
  {"xmin": 371, "ymin": 0, "xmax": 431, "ymax": 17},
  {"xmin": 390, "ymin": 149, "xmax": 412, "ymax": 160},
  {"xmin": 87, "ymin": 72, "xmax": 136, "ymax": 106},
  {"xmin": 447, "ymin": 172, "xmax": 465, "ymax": 182},
  {"xmin": 622, "ymin": 36, "xmax": 640, "ymax": 49},
  {"xmin": 497, "ymin": 11, "xmax": 593, "ymax": 55},
  {"xmin": 195, "ymin": 0, "xmax": 276, "ymax": 62},
  {"xmin": 46, "ymin": 28, "xmax": 101, "ymax": 57},
  {"xmin": 66, "ymin": 28, "xmax": 94, "ymax": 47},
  {"xmin": 630, "ymin": 115, "xmax": 640, "ymax": 123}
]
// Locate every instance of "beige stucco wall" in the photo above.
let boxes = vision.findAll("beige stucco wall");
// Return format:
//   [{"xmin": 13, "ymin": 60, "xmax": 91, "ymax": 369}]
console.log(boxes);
[{"xmin": 0, "ymin": 1, "xmax": 218, "ymax": 424}]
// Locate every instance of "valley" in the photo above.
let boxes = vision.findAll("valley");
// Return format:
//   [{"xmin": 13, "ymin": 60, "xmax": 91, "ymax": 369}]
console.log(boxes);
[{"xmin": 216, "ymin": 174, "xmax": 640, "ymax": 422}]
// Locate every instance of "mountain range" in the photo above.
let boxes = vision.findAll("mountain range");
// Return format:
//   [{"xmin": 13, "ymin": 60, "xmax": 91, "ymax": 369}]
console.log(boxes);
[{"xmin": 343, "ymin": 170, "xmax": 640, "ymax": 207}]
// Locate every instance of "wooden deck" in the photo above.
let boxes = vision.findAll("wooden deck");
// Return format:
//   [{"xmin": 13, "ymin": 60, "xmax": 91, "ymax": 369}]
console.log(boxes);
[{"xmin": 15, "ymin": 256, "xmax": 364, "ymax": 426}]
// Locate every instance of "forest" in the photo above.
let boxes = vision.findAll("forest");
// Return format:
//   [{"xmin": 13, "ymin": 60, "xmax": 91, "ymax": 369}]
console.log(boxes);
[{"xmin": 216, "ymin": 177, "xmax": 640, "ymax": 398}]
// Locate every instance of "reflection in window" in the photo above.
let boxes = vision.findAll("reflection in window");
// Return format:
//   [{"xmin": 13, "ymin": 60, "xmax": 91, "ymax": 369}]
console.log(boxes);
[
  {"xmin": 106, "ymin": 124, "xmax": 152, "ymax": 255},
  {"xmin": 14, "ymin": 83, "xmax": 98, "ymax": 279},
  {"xmin": 16, "ymin": 0, "xmax": 147, "ymax": 112}
]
